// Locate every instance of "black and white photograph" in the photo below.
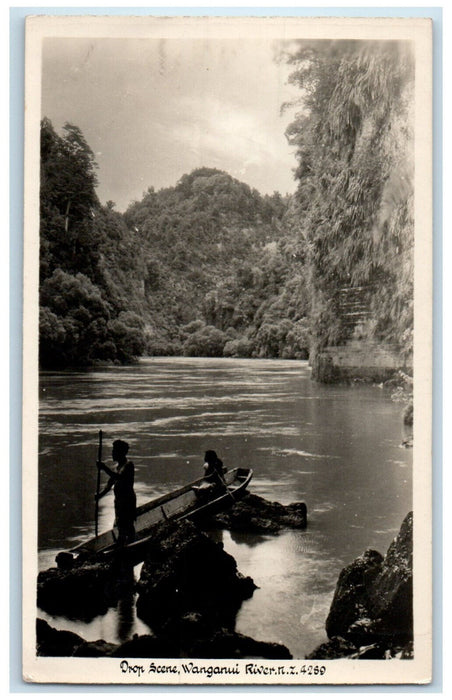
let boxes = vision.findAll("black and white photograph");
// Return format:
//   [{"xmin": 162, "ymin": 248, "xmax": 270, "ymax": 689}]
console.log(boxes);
[{"xmin": 22, "ymin": 15, "xmax": 432, "ymax": 685}]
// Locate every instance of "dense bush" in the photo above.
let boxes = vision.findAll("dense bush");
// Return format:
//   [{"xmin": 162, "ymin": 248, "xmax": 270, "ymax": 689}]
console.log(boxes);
[
  {"xmin": 182, "ymin": 325, "xmax": 230, "ymax": 358},
  {"xmin": 285, "ymin": 40, "xmax": 414, "ymax": 360},
  {"xmin": 39, "ymin": 120, "xmax": 146, "ymax": 368},
  {"xmin": 223, "ymin": 337, "xmax": 253, "ymax": 358},
  {"xmin": 40, "ymin": 270, "xmax": 111, "ymax": 367},
  {"xmin": 39, "ymin": 269, "xmax": 147, "ymax": 368},
  {"xmin": 124, "ymin": 167, "xmax": 311, "ymax": 359},
  {"xmin": 40, "ymin": 61, "xmax": 413, "ymax": 371}
]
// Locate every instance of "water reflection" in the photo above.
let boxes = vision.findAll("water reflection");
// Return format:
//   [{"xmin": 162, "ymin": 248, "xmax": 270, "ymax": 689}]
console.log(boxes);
[
  {"xmin": 112, "ymin": 562, "xmax": 138, "ymax": 643},
  {"xmin": 116, "ymin": 591, "xmax": 135, "ymax": 642},
  {"xmin": 228, "ymin": 530, "xmax": 270, "ymax": 548},
  {"xmin": 202, "ymin": 527, "xmax": 269, "ymax": 548}
]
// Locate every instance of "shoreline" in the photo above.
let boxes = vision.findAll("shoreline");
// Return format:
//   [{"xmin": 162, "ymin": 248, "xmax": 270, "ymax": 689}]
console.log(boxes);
[
  {"xmin": 36, "ymin": 508, "xmax": 412, "ymax": 661},
  {"xmin": 36, "ymin": 494, "xmax": 307, "ymax": 659}
]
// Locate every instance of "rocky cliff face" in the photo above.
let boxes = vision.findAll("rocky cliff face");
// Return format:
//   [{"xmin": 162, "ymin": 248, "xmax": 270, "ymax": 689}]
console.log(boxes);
[
  {"xmin": 307, "ymin": 512, "xmax": 413, "ymax": 660},
  {"xmin": 312, "ymin": 341, "xmax": 409, "ymax": 384}
]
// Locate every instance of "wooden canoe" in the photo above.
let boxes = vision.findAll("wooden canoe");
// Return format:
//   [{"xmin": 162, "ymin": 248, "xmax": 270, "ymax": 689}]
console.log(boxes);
[{"xmin": 65, "ymin": 467, "xmax": 252, "ymax": 565}]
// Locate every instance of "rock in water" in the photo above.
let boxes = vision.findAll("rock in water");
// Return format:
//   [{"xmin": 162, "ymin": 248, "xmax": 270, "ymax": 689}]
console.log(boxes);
[
  {"xmin": 72, "ymin": 639, "xmax": 119, "ymax": 657},
  {"xmin": 110, "ymin": 634, "xmax": 179, "ymax": 658},
  {"xmin": 190, "ymin": 629, "xmax": 292, "ymax": 659},
  {"xmin": 325, "ymin": 549, "xmax": 384, "ymax": 639},
  {"xmin": 309, "ymin": 512, "xmax": 413, "ymax": 659},
  {"xmin": 36, "ymin": 619, "xmax": 84, "ymax": 657},
  {"xmin": 206, "ymin": 493, "xmax": 307, "ymax": 532},
  {"xmin": 306, "ymin": 635, "xmax": 359, "ymax": 660},
  {"xmin": 37, "ymin": 558, "xmax": 135, "ymax": 621},
  {"xmin": 136, "ymin": 520, "xmax": 256, "ymax": 634},
  {"xmin": 36, "ymin": 619, "xmax": 292, "ymax": 659},
  {"xmin": 367, "ymin": 511, "xmax": 413, "ymax": 644},
  {"xmin": 37, "ymin": 519, "xmax": 293, "ymax": 659}
]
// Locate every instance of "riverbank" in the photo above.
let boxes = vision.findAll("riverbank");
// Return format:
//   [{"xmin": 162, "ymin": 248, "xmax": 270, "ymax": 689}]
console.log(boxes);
[
  {"xmin": 311, "ymin": 343, "xmax": 412, "ymax": 387},
  {"xmin": 311, "ymin": 352, "xmax": 413, "ymax": 436}
]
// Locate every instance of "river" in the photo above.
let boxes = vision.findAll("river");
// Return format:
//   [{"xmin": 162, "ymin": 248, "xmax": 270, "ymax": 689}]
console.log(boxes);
[{"xmin": 38, "ymin": 357, "xmax": 412, "ymax": 659}]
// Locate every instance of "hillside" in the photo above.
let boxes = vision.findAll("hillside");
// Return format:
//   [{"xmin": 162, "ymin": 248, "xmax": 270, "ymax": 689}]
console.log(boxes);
[
  {"xmin": 39, "ymin": 125, "xmax": 310, "ymax": 367},
  {"xmin": 124, "ymin": 169, "xmax": 309, "ymax": 358},
  {"xmin": 40, "ymin": 38, "xmax": 414, "ymax": 375}
]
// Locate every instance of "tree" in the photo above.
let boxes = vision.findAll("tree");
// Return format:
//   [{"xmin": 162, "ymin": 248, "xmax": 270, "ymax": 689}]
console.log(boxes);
[
  {"xmin": 223, "ymin": 336, "xmax": 253, "ymax": 358},
  {"xmin": 39, "ymin": 120, "xmax": 147, "ymax": 368},
  {"xmin": 39, "ymin": 269, "xmax": 112, "ymax": 367},
  {"xmin": 182, "ymin": 325, "xmax": 229, "ymax": 357},
  {"xmin": 40, "ymin": 119, "xmax": 101, "ymax": 279}
]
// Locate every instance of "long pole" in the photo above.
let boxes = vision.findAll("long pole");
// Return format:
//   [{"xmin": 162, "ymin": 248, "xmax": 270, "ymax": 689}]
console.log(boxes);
[{"xmin": 95, "ymin": 430, "xmax": 103, "ymax": 538}]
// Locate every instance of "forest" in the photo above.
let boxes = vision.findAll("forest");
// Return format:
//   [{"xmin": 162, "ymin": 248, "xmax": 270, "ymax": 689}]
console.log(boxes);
[{"xmin": 39, "ymin": 40, "xmax": 414, "ymax": 371}]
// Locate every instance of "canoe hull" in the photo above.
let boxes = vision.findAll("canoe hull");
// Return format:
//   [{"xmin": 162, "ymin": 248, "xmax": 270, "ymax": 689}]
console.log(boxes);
[{"xmin": 66, "ymin": 468, "xmax": 252, "ymax": 565}]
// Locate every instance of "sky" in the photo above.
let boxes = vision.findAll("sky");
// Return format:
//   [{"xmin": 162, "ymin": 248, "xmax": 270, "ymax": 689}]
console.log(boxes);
[{"xmin": 42, "ymin": 37, "xmax": 302, "ymax": 212}]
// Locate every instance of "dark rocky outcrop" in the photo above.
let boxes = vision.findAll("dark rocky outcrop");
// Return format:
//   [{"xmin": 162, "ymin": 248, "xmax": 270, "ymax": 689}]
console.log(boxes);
[
  {"xmin": 325, "ymin": 549, "xmax": 384, "ymax": 639},
  {"xmin": 189, "ymin": 628, "xmax": 292, "ymax": 659},
  {"xmin": 111, "ymin": 634, "xmax": 180, "ymax": 658},
  {"xmin": 205, "ymin": 493, "xmax": 307, "ymax": 533},
  {"xmin": 37, "ymin": 558, "xmax": 135, "ymax": 621},
  {"xmin": 36, "ymin": 619, "xmax": 85, "ymax": 657},
  {"xmin": 37, "ymin": 506, "xmax": 304, "ymax": 658},
  {"xmin": 37, "ymin": 619, "xmax": 179, "ymax": 658},
  {"xmin": 308, "ymin": 512, "xmax": 413, "ymax": 660},
  {"xmin": 73, "ymin": 639, "xmax": 119, "ymax": 657},
  {"xmin": 36, "ymin": 619, "xmax": 292, "ymax": 659},
  {"xmin": 134, "ymin": 519, "xmax": 292, "ymax": 658},
  {"xmin": 366, "ymin": 512, "xmax": 413, "ymax": 643},
  {"xmin": 306, "ymin": 635, "xmax": 359, "ymax": 660},
  {"xmin": 136, "ymin": 519, "xmax": 256, "ymax": 634}
]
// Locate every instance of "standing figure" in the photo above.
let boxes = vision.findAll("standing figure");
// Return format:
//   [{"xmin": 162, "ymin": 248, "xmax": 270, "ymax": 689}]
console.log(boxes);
[{"xmin": 96, "ymin": 439, "xmax": 137, "ymax": 545}]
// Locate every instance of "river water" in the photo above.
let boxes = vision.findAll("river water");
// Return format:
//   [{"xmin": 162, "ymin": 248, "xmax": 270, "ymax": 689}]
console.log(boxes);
[{"xmin": 38, "ymin": 357, "xmax": 412, "ymax": 658}]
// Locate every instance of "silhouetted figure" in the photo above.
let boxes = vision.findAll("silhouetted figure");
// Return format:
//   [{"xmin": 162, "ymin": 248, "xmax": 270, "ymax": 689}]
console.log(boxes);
[
  {"xmin": 96, "ymin": 439, "xmax": 137, "ymax": 545},
  {"xmin": 193, "ymin": 450, "xmax": 227, "ymax": 501},
  {"xmin": 203, "ymin": 450, "xmax": 226, "ymax": 487}
]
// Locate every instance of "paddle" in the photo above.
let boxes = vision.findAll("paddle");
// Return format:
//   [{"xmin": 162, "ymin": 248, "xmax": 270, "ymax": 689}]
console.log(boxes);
[
  {"xmin": 219, "ymin": 469, "xmax": 237, "ymax": 504},
  {"xmin": 94, "ymin": 429, "xmax": 103, "ymax": 538}
]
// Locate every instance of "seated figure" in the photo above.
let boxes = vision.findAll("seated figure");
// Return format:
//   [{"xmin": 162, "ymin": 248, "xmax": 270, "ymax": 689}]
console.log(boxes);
[
  {"xmin": 193, "ymin": 450, "xmax": 227, "ymax": 500},
  {"xmin": 203, "ymin": 450, "xmax": 226, "ymax": 486}
]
